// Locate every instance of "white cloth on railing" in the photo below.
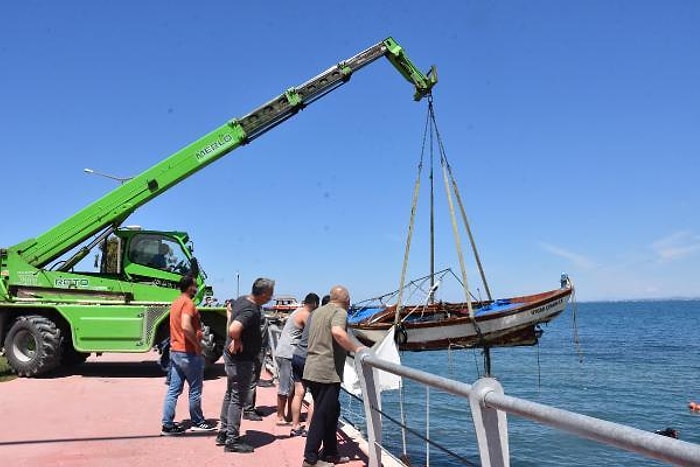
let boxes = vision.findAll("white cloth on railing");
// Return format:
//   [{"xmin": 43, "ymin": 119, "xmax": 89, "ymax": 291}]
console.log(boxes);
[{"xmin": 343, "ymin": 327, "xmax": 402, "ymax": 403}]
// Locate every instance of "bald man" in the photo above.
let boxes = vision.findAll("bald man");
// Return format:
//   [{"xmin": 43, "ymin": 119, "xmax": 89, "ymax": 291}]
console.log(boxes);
[{"xmin": 301, "ymin": 286, "xmax": 366, "ymax": 467}]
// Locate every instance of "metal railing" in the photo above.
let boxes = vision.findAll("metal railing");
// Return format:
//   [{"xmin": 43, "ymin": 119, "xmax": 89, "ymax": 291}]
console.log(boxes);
[{"xmin": 353, "ymin": 348, "xmax": 700, "ymax": 467}]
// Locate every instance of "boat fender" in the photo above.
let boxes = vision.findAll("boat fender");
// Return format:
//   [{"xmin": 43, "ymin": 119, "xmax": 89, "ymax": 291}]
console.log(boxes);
[{"xmin": 394, "ymin": 324, "xmax": 408, "ymax": 345}]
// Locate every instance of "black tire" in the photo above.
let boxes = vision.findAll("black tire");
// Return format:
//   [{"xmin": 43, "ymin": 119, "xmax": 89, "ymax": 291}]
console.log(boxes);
[
  {"xmin": 157, "ymin": 338, "xmax": 171, "ymax": 373},
  {"xmin": 4, "ymin": 315, "xmax": 63, "ymax": 377},
  {"xmin": 201, "ymin": 327, "xmax": 223, "ymax": 366}
]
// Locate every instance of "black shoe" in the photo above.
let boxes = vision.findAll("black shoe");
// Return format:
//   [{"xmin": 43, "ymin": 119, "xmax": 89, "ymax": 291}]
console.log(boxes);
[
  {"xmin": 321, "ymin": 455, "xmax": 349, "ymax": 464},
  {"xmin": 161, "ymin": 424, "xmax": 186, "ymax": 436},
  {"xmin": 243, "ymin": 412, "xmax": 263, "ymax": 421},
  {"xmin": 257, "ymin": 379, "xmax": 275, "ymax": 388},
  {"xmin": 320, "ymin": 450, "xmax": 349, "ymax": 464},
  {"xmin": 190, "ymin": 420, "xmax": 217, "ymax": 432},
  {"xmin": 215, "ymin": 431, "xmax": 227, "ymax": 446},
  {"xmin": 253, "ymin": 407, "xmax": 265, "ymax": 416},
  {"xmin": 224, "ymin": 441, "xmax": 254, "ymax": 453},
  {"xmin": 290, "ymin": 427, "xmax": 308, "ymax": 437}
]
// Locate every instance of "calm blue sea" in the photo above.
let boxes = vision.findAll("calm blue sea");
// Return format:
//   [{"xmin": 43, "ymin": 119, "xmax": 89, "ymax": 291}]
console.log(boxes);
[{"xmin": 341, "ymin": 300, "xmax": 700, "ymax": 466}]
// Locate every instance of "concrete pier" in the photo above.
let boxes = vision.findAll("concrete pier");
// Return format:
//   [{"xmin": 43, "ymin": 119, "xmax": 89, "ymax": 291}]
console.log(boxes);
[{"xmin": 0, "ymin": 353, "xmax": 369, "ymax": 466}]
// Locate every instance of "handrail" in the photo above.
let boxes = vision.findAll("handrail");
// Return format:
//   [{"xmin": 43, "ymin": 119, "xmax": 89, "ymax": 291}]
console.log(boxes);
[{"xmin": 354, "ymin": 349, "xmax": 700, "ymax": 467}]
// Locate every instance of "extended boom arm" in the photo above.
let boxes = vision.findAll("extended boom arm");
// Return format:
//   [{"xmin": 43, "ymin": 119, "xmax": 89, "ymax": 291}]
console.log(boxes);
[{"xmin": 13, "ymin": 37, "xmax": 437, "ymax": 268}]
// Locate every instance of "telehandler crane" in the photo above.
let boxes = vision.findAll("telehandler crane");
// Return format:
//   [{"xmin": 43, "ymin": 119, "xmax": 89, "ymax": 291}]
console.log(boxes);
[{"xmin": 0, "ymin": 37, "xmax": 436, "ymax": 376}]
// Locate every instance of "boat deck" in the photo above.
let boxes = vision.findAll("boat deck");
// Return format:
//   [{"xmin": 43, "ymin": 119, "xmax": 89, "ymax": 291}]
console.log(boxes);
[{"xmin": 0, "ymin": 353, "xmax": 370, "ymax": 466}]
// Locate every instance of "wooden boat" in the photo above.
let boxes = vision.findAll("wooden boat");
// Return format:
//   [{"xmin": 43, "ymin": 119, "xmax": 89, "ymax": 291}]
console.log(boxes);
[
  {"xmin": 347, "ymin": 100, "xmax": 575, "ymax": 358},
  {"xmin": 349, "ymin": 277, "xmax": 573, "ymax": 351}
]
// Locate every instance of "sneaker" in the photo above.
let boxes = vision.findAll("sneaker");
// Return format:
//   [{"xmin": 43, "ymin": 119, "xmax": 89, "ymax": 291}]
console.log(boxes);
[
  {"xmin": 321, "ymin": 455, "xmax": 350, "ymax": 464},
  {"xmin": 290, "ymin": 427, "xmax": 308, "ymax": 437},
  {"xmin": 190, "ymin": 420, "xmax": 217, "ymax": 431},
  {"xmin": 243, "ymin": 412, "xmax": 263, "ymax": 421},
  {"xmin": 224, "ymin": 441, "xmax": 254, "ymax": 453},
  {"xmin": 302, "ymin": 460, "xmax": 334, "ymax": 467},
  {"xmin": 161, "ymin": 424, "xmax": 186, "ymax": 436},
  {"xmin": 215, "ymin": 431, "xmax": 227, "ymax": 446},
  {"xmin": 257, "ymin": 379, "xmax": 275, "ymax": 388}
]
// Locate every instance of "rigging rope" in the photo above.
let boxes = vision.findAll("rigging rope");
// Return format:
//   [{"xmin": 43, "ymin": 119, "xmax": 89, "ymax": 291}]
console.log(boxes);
[
  {"xmin": 443, "ymin": 157, "xmax": 493, "ymax": 301},
  {"xmin": 428, "ymin": 98, "xmax": 494, "ymax": 307},
  {"xmin": 426, "ymin": 97, "xmax": 492, "ymax": 371},
  {"xmin": 428, "ymin": 98, "xmax": 472, "ymax": 316},
  {"xmin": 395, "ymin": 106, "xmax": 431, "ymax": 324},
  {"xmin": 440, "ymin": 149, "xmax": 473, "ymax": 316},
  {"xmin": 429, "ymin": 98, "xmax": 436, "ymax": 293}
]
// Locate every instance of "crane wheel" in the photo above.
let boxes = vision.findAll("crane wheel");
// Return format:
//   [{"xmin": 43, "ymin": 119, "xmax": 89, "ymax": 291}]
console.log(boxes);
[
  {"xmin": 202, "ymin": 327, "xmax": 224, "ymax": 367},
  {"xmin": 4, "ymin": 315, "xmax": 63, "ymax": 377}
]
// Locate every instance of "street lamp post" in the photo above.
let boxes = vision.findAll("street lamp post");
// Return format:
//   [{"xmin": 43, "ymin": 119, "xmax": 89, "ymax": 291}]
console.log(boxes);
[{"xmin": 84, "ymin": 168, "xmax": 133, "ymax": 184}]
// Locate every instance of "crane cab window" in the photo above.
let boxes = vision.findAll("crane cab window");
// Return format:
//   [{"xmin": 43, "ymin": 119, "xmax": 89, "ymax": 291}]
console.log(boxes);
[{"xmin": 128, "ymin": 234, "xmax": 191, "ymax": 275}]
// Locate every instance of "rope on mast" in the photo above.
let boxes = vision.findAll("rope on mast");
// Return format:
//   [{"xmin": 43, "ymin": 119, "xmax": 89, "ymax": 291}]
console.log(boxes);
[
  {"xmin": 443, "ymin": 157, "xmax": 493, "ymax": 301},
  {"xmin": 439, "ymin": 150, "xmax": 473, "ymax": 316}
]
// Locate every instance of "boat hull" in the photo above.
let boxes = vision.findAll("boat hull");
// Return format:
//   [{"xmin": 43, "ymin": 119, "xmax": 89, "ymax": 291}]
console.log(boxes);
[{"xmin": 349, "ymin": 286, "xmax": 573, "ymax": 351}]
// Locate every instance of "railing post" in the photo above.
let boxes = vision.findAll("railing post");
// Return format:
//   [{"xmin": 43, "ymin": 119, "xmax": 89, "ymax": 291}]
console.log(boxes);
[
  {"xmin": 354, "ymin": 348, "xmax": 382, "ymax": 467},
  {"xmin": 469, "ymin": 377, "xmax": 510, "ymax": 467}
]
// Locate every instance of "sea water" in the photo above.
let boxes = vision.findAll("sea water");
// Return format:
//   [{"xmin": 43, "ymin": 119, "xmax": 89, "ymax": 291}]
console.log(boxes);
[{"xmin": 340, "ymin": 300, "xmax": 700, "ymax": 466}]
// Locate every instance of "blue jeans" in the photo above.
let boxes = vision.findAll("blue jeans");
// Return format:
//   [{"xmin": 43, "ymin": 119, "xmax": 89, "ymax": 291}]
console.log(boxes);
[
  {"xmin": 161, "ymin": 351, "xmax": 206, "ymax": 427},
  {"xmin": 219, "ymin": 359, "xmax": 255, "ymax": 442}
]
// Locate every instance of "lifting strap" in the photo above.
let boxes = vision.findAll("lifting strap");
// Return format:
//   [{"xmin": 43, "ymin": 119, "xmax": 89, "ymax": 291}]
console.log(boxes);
[{"xmin": 395, "ymin": 107, "xmax": 430, "ymax": 323}]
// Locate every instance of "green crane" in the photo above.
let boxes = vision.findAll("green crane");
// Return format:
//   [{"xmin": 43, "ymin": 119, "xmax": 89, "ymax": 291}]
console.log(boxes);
[{"xmin": 0, "ymin": 37, "xmax": 437, "ymax": 377}]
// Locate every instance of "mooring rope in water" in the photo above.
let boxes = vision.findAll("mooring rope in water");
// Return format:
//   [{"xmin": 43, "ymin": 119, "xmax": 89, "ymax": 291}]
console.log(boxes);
[
  {"xmin": 567, "ymin": 276, "xmax": 584, "ymax": 363},
  {"xmin": 340, "ymin": 387, "xmax": 479, "ymax": 466},
  {"xmin": 537, "ymin": 337, "xmax": 542, "ymax": 394}
]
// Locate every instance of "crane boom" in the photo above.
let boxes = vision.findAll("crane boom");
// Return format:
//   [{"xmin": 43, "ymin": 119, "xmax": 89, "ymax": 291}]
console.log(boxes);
[{"xmin": 11, "ymin": 37, "xmax": 436, "ymax": 268}]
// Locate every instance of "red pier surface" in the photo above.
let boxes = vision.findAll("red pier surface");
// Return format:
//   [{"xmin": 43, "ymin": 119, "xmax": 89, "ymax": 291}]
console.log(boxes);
[{"xmin": 0, "ymin": 353, "xmax": 369, "ymax": 466}]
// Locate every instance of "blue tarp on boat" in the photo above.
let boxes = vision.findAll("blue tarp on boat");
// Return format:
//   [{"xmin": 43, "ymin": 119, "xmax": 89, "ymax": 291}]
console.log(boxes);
[
  {"xmin": 474, "ymin": 299, "xmax": 519, "ymax": 316},
  {"xmin": 348, "ymin": 306, "xmax": 386, "ymax": 324}
]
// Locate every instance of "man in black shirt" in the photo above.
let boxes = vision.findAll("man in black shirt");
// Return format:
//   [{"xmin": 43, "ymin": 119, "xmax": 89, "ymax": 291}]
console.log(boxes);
[{"xmin": 217, "ymin": 277, "xmax": 275, "ymax": 453}]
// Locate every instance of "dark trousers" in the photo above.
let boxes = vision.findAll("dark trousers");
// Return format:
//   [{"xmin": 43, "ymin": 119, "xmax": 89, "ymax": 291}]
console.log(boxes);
[
  {"xmin": 219, "ymin": 359, "xmax": 255, "ymax": 442},
  {"xmin": 303, "ymin": 381, "xmax": 341, "ymax": 463},
  {"xmin": 244, "ymin": 348, "xmax": 265, "ymax": 413}
]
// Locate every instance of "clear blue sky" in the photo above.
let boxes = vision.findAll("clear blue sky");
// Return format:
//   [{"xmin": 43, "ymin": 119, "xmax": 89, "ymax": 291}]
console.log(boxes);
[{"xmin": 2, "ymin": 1, "xmax": 699, "ymax": 302}]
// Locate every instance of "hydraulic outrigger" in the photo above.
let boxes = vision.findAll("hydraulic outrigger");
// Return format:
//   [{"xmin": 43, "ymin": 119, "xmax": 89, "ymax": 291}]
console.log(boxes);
[{"xmin": 0, "ymin": 37, "xmax": 437, "ymax": 376}]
